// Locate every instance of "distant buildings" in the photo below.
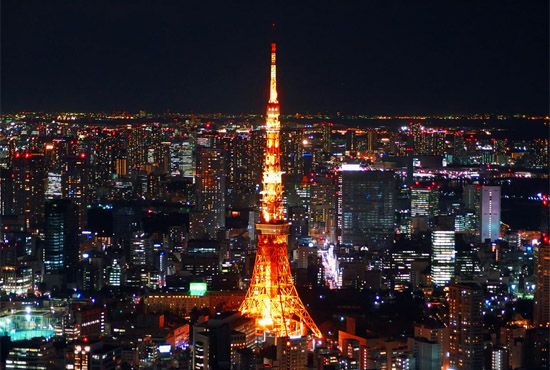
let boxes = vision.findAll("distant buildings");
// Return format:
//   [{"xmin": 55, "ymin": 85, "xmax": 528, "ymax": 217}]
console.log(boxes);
[{"xmin": 0, "ymin": 109, "xmax": 547, "ymax": 369}]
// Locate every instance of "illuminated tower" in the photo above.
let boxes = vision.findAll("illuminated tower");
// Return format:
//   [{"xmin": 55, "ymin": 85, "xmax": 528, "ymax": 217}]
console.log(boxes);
[{"xmin": 239, "ymin": 43, "xmax": 321, "ymax": 338}]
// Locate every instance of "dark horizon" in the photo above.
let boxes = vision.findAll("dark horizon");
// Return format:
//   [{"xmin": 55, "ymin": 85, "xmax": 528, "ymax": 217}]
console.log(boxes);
[{"xmin": 1, "ymin": 1, "xmax": 548, "ymax": 115}]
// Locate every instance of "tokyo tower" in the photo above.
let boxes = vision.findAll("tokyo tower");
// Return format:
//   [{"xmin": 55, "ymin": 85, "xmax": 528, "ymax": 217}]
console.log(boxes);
[{"xmin": 239, "ymin": 43, "xmax": 322, "ymax": 339}]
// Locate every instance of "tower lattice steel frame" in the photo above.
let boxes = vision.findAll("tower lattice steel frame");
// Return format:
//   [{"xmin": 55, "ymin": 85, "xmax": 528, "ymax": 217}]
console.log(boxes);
[{"xmin": 239, "ymin": 43, "xmax": 322, "ymax": 338}]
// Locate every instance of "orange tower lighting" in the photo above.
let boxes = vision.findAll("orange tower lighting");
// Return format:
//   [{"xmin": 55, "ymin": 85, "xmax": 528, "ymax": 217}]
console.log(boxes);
[{"xmin": 239, "ymin": 43, "xmax": 322, "ymax": 339}]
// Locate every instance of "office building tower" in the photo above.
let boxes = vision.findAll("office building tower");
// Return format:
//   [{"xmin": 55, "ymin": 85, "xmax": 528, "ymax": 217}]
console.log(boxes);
[
  {"xmin": 462, "ymin": 184, "xmax": 481, "ymax": 210},
  {"xmin": 411, "ymin": 185, "xmax": 439, "ymax": 218},
  {"xmin": 410, "ymin": 337, "xmax": 442, "ymax": 370},
  {"xmin": 0, "ymin": 215, "xmax": 30, "ymax": 266},
  {"xmin": 309, "ymin": 175, "xmax": 338, "ymax": 240},
  {"xmin": 449, "ymin": 283, "xmax": 483, "ymax": 370},
  {"xmin": 491, "ymin": 348, "xmax": 509, "ymax": 370},
  {"xmin": 5, "ymin": 338, "xmax": 54, "ymax": 370},
  {"xmin": 281, "ymin": 128, "xmax": 305, "ymax": 176},
  {"xmin": 431, "ymin": 231, "xmax": 455, "ymax": 286},
  {"xmin": 129, "ymin": 233, "xmax": 154, "ymax": 267},
  {"xmin": 481, "ymin": 186, "xmax": 501, "ymax": 242},
  {"xmin": 337, "ymin": 168, "xmax": 396, "ymax": 247},
  {"xmin": 534, "ymin": 242, "xmax": 550, "ymax": 327},
  {"xmin": 277, "ymin": 336, "xmax": 309, "ymax": 370},
  {"xmin": 226, "ymin": 131, "xmax": 258, "ymax": 208},
  {"xmin": 322, "ymin": 122, "xmax": 332, "ymax": 153},
  {"xmin": 0, "ymin": 167, "xmax": 15, "ymax": 215},
  {"xmin": 127, "ymin": 126, "xmax": 146, "ymax": 170},
  {"xmin": 61, "ymin": 154, "xmax": 89, "ymax": 230},
  {"xmin": 12, "ymin": 152, "xmax": 45, "ymax": 231},
  {"xmin": 391, "ymin": 248, "xmax": 430, "ymax": 291},
  {"xmin": 190, "ymin": 146, "xmax": 226, "ymax": 239},
  {"xmin": 44, "ymin": 199, "xmax": 78, "ymax": 278}
]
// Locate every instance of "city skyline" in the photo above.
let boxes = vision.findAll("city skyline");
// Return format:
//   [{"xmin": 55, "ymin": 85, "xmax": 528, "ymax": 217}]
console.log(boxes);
[
  {"xmin": 0, "ymin": 2, "xmax": 549, "ymax": 369},
  {"xmin": 1, "ymin": 1, "xmax": 548, "ymax": 115}
]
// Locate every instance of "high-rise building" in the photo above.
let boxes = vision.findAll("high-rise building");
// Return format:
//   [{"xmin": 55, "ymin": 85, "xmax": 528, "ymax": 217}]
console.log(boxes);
[
  {"xmin": 481, "ymin": 186, "xmax": 501, "ymax": 242},
  {"xmin": 12, "ymin": 152, "xmax": 46, "ymax": 231},
  {"xmin": 129, "ymin": 233, "xmax": 154, "ymax": 267},
  {"xmin": 190, "ymin": 146, "xmax": 226, "ymax": 239},
  {"xmin": 321, "ymin": 122, "xmax": 332, "ymax": 153},
  {"xmin": 414, "ymin": 321, "xmax": 450, "ymax": 370},
  {"xmin": 449, "ymin": 283, "xmax": 483, "ymax": 370},
  {"xmin": 491, "ymin": 348, "xmax": 509, "ymax": 370},
  {"xmin": 61, "ymin": 154, "xmax": 89, "ymax": 230},
  {"xmin": 337, "ymin": 168, "xmax": 396, "ymax": 247},
  {"xmin": 226, "ymin": 131, "xmax": 261, "ymax": 208},
  {"xmin": 0, "ymin": 167, "xmax": 15, "ymax": 215},
  {"xmin": 281, "ymin": 127, "xmax": 305, "ymax": 176},
  {"xmin": 410, "ymin": 337, "xmax": 442, "ymax": 370},
  {"xmin": 533, "ymin": 242, "xmax": 550, "ymax": 327},
  {"xmin": 44, "ymin": 199, "xmax": 78, "ymax": 278},
  {"xmin": 391, "ymin": 248, "xmax": 430, "ymax": 291},
  {"xmin": 411, "ymin": 185, "xmax": 439, "ymax": 218},
  {"xmin": 431, "ymin": 231, "xmax": 456, "ymax": 286},
  {"xmin": 309, "ymin": 175, "xmax": 337, "ymax": 241},
  {"xmin": 127, "ymin": 126, "xmax": 146, "ymax": 170}
]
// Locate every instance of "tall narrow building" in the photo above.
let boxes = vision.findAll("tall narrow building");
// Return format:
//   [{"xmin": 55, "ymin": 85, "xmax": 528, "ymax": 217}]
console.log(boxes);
[
  {"xmin": 449, "ymin": 283, "xmax": 484, "ymax": 370},
  {"xmin": 190, "ymin": 146, "xmax": 226, "ymax": 239},
  {"xmin": 239, "ymin": 43, "xmax": 321, "ymax": 338},
  {"xmin": 481, "ymin": 186, "xmax": 501, "ymax": 242},
  {"xmin": 44, "ymin": 199, "xmax": 78, "ymax": 281},
  {"xmin": 533, "ymin": 242, "xmax": 550, "ymax": 327},
  {"xmin": 431, "ymin": 230, "xmax": 456, "ymax": 287}
]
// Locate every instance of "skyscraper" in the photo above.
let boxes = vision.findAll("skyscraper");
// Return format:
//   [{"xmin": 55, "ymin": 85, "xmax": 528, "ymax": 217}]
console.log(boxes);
[
  {"xmin": 44, "ymin": 199, "xmax": 78, "ymax": 280},
  {"xmin": 337, "ymin": 168, "xmax": 396, "ymax": 247},
  {"xmin": 481, "ymin": 185, "xmax": 501, "ymax": 242},
  {"xmin": 449, "ymin": 283, "xmax": 483, "ymax": 370},
  {"xmin": 12, "ymin": 152, "xmax": 45, "ymax": 231},
  {"xmin": 533, "ymin": 242, "xmax": 550, "ymax": 327},
  {"xmin": 431, "ymin": 230, "xmax": 455, "ymax": 286},
  {"xmin": 190, "ymin": 146, "xmax": 226, "ymax": 239},
  {"xmin": 411, "ymin": 185, "xmax": 439, "ymax": 218},
  {"xmin": 239, "ymin": 43, "xmax": 321, "ymax": 338},
  {"xmin": 61, "ymin": 154, "xmax": 89, "ymax": 230}
]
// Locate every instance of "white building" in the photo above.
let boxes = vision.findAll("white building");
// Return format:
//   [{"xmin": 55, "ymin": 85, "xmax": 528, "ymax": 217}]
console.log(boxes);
[
  {"xmin": 481, "ymin": 186, "xmax": 501, "ymax": 242},
  {"xmin": 431, "ymin": 231, "xmax": 455, "ymax": 286}
]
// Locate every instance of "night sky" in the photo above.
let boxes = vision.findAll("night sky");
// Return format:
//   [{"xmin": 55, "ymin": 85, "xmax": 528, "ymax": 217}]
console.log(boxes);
[{"xmin": 1, "ymin": 1, "xmax": 548, "ymax": 115}]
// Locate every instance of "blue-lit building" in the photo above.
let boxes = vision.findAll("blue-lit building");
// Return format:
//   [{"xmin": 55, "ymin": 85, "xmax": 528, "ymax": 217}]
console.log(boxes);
[
  {"xmin": 337, "ymin": 167, "xmax": 396, "ymax": 248},
  {"xmin": 43, "ymin": 199, "xmax": 78, "ymax": 280}
]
